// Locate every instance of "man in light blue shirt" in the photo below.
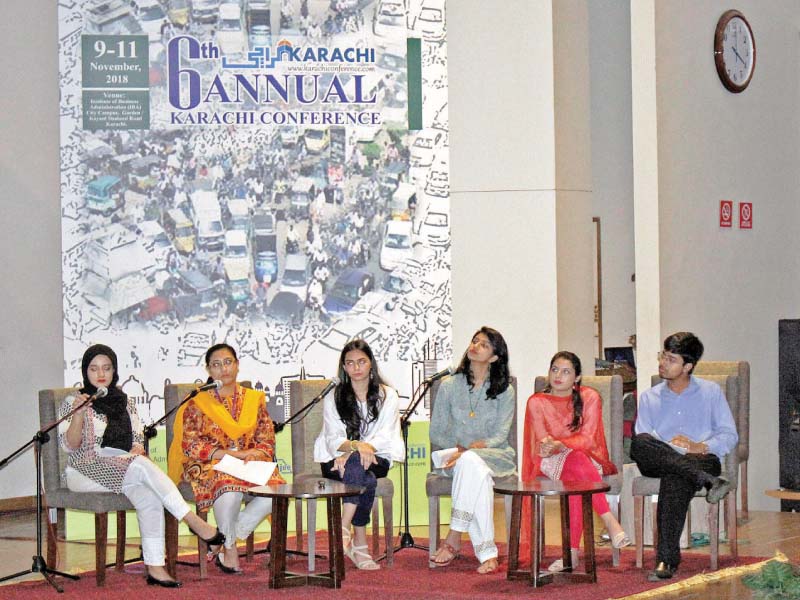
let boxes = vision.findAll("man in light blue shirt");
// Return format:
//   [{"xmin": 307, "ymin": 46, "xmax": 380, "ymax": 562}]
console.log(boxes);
[{"xmin": 631, "ymin": 332, "xmax": 738, "ymax": 581}]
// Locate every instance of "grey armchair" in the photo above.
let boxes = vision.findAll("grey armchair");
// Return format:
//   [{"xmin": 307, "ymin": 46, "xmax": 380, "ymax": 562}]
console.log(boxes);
[
  {"xmin": 426, "ymin": 377, "xmax": 518, "ymax": 566},
  {"xmin": 632, "ymin": 374, "xmax": 740, "ymax": 570},
  {"xmin": 692, "ymin": 361, "xmax": 750, "ymax": 520},
  {"xmin": 39, "ymin": 387, "xmax": 133, "ymax": 586},
  {"xmin": 289, "ymin": 379, "xmax": 394, "ymax": 569},
  {"xmin": 163, "ymin": 380, "xmax": 256, "ymax": 579},
  {"xmin": 533, "ymin": 374, "xmax": 625, "ymax": 566}
]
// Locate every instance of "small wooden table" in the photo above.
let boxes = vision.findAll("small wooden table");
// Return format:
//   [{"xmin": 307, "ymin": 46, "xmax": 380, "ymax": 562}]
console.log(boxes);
[
  {"xmin": 249, "ymin": 480, "xmax": 364, "ymax": 589},
  {"xmin": 494, "ymin": 479, "xmax": 611, "ymax": 587}
]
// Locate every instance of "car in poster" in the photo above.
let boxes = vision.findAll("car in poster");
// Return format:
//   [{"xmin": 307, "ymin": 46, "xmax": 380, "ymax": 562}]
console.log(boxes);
[
  {"xmin": 379, "ymin": 219, "xmax": 413, "ymax": 271},
  {"xmin": 191, "ymin": 0, "xmax": 221, "ymax": 23},
  {"xmin": 279, "ymin": 253, "xmax": 309, "ymax": 301},
  {"xmin": 162, "ymin": 208, "xmax": 195, "ymax": 254},
  {"xmin": 216, "ymin": 3, "xmax": 246, "ymax": 57},
  {"xmin": 409, "ymin": 0, "xmax": 445, "ymax": 42},
  {"xmin": 410, "ymin": 130, "xmax": 444, "ymax": 169},
  {"xmin": 266, "ymin": 291, "xmax": 305, "ymax": 325},
  {"xmin": 173, "ymin": 269, "xmax": 218, "ymax": 321},
  {"xmin": 167, "ymin": 0, "xmax": 190, "ymax": 28},
  {"xmin": 131, "ymin": 0, "xmax": 169, "ymax": 41},
  {"xmin": 322, "ymin": 268, "xmax": 375, "ymax": 315},
  {"xmin": 85, "ymin": 175, "xmax": 123, "ymax": 215},
  {"xmin": 373, "ymin": 0, "xmax": 407, "ymax": 38}
]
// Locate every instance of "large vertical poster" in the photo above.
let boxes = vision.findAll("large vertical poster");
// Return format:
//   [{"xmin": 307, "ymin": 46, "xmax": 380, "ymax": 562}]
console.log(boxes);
[{"xmin": 58, "ymin": 0, "xmax": 451, "ymax": 446}]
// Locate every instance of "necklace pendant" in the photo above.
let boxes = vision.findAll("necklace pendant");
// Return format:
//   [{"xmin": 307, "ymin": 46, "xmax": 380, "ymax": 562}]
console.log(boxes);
[{"xmin": 469, "ymin": 410, "xmax": 475, "ymax": 418}]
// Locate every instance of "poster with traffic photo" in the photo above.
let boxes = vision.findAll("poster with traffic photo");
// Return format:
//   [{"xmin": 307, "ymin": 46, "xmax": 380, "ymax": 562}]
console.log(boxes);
[{"xmin": 58, "ymin": 0, "xmax": 450, "ymax": 431}]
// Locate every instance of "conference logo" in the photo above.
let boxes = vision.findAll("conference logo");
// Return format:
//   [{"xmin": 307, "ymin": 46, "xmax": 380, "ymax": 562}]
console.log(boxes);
[{"xmin": 166, "ymin": 35, "xmax": 380, "ymax": 126}]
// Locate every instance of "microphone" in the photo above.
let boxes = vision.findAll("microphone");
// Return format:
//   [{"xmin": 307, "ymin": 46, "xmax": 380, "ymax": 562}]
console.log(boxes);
[
  {"xmin": 273, "ymin": 376, "xmax": 340, "ymax": 433},
  {"xmin": 87, "ymin": 386, "xmax": 108, "ymax": 403},
  {"xmin": 423, "ymin": 366, "xmax": 453, "ymax": 384},
  {"xmin": 187, "ymin": 380, "xmax": 222, "ymax": 399},
  {"xmin": 312, "ymin": 376, "xmax": 341, "ymax": 403}
]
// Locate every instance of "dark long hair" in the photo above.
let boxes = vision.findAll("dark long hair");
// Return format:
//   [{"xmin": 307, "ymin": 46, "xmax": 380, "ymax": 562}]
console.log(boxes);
[
  {"xmin": 454, "ymin": 326, "xmax": 510, "ymax": 400},
  {"xmin": 204, "ymin": 343, "xmax": 238, "ymax": 384},
  {"xmin": 335, "ymin": 339, "xmax": 385, "ymax": 440},
  {"xmin": 544, "ymin": 351, "xmax": 583, "ymax": 432}
]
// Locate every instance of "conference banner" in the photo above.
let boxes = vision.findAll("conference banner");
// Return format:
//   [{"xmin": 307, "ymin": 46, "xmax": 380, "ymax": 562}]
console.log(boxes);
[{"xmin": 58, "ymin": 0, "xmax": 449, "ymax": 535}]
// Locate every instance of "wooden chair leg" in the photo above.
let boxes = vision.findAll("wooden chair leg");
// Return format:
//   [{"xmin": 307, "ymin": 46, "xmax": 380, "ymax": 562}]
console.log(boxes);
[
  {"xmin": 295, "ymin": 498, "xmax": 304, "ymax": 552},
  {"xmin": 165, "ymin": 512, "xmax": 178, "ymax": 579},
  {"xmin": 371, "ymin": 498, "xmax": 380, "ymax": 557},
  {"xmin": 503, "ymin": 495, "xmax": 512, "ymax": 546},
  {"xmin": 740, "ymin": 461, "xmax": 749, "ymax": 521},
  {"xmin": 95, "ymin": 513, "xmax": 108, "ymax": 586},
  {"xmin": 611, "ymin": 494, "xmax": 621, "ymax": 567},
  {"xmin": 634, "ymin": 495, "xmax": 644, "ymax": 568},
  {"xmin": 428, "ymin": 495, "xmax": 440, "ymax": 565},
  {"xmin": 115, "ymin": 511, "xmax": 126, "ymax": 571},
  {"xmin": 307, "ymin": 498, "xmax": 317, "ymax": 572},
  {"xmin": 198, "ymin": 509, "xmax": 208, "ymax": 580},
  {"xmin": 383, "ymin": 494, "xmax": 393, "ymax": 566},
  {"xmin": 708, "ymin": 501, "xmax": 719, "ymax": 570},
  {"xmin": 245, "ymin": 532, "xmax": 255, "ymax": 561},
  {"xmin": 651, "ymin": 498, "xmax": 658, "ymax": 558},
  {"xmin": 727, "ymin": 492, "xmax": 738, "ymax": 559},
  {"xmin": 46, "ymin": 507, "xmax": 57, "ymax": 569}
]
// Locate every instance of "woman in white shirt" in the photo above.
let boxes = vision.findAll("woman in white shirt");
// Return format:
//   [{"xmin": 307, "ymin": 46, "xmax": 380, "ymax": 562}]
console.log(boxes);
[{"xmin": 313, "ymin": 339, "xmax": 404, "ymax": 570}]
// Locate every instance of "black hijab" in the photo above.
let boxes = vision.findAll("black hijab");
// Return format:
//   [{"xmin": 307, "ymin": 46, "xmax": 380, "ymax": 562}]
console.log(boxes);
[{"xmin": 80, "ymin": 344, "xmax": 133, "ymax": 452}]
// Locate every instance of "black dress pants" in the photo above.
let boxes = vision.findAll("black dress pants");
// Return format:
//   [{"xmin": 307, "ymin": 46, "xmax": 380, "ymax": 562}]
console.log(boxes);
[{"xmin": 630, "ymin": 433, "xmax": 721, "ymax": 567}]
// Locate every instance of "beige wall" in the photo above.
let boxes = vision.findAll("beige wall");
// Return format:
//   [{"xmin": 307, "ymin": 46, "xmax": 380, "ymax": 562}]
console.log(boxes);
[
  {"xmin": 651, "ymin": 0, "xmax": 800, "ymax": 510},
  {"xmin": 0, "ymin": 2, "xmax": 62, "ymax": 499}
]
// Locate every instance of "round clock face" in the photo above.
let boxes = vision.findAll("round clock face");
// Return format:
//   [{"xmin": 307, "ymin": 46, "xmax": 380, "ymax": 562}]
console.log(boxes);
[{"xmin": 715, "ymin": 10, "xmax": 756, "ymax": 92}]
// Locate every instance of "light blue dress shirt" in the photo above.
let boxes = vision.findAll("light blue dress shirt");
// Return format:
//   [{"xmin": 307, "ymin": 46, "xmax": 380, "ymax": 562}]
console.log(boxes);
[{"xmin": 635, "ymin": 375, "xmax": 738, "ymax": 459}]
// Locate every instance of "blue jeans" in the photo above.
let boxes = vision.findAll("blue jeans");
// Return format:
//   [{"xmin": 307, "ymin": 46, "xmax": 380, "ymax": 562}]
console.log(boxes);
[{"xmin": 321, "ymin": 452, "xmax": 390, "ymax": 526}]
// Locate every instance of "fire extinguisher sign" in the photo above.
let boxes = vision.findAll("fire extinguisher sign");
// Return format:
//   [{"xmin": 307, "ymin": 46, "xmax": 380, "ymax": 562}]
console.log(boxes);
[
  {"xmin": 740, "ymin": 202, "xmax": 753, "ymax": 229},
  {"xmin": 720, "ymin": 200, "xmax": 733, "ymax": 228}
]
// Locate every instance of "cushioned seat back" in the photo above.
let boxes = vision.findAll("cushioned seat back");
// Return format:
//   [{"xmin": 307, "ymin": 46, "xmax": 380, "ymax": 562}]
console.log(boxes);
[
  {"xmin": 289, "ymin": 380, "xmax": 333, "ymax": 476},
  {"xmin": 39, "ymin": 387, "xmax": 81, "ymax": 493},
  {"xmin": 533, "ymin": 374, "xmax": 624, "ymax": 472},
  {"xmin": 692, "ymin": 361, "xmax": 749, "ymax": 462},
  {"xmin": 164, "ymin": 380, "xmax": 254, "ymax": 457},
  {"xmin": 428, "ymin": 376, "xmax": 518, "ymax": 460}
]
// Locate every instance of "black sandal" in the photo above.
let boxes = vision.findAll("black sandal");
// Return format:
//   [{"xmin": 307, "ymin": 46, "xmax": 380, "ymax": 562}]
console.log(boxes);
[{"xmin": 189, "ymin": 525, "xmax": 225, "ymax": 547}]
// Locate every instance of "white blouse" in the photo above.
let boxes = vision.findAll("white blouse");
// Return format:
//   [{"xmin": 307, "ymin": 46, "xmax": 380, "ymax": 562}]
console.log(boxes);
[{"xmin": 313, "ymin": 385, "xmax": 405, "ymax": 465}]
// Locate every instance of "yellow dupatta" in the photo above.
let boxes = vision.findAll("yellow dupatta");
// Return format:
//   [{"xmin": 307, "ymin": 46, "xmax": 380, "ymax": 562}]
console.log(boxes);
[{"xmin": 167, "ymin": 386, "xmax": 263, "ymax": 483}]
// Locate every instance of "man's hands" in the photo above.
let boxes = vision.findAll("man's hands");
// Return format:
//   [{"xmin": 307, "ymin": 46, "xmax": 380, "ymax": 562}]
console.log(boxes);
[{"xmin": 669, "ymin": 434, "xmax": 708, "ymax": 454}]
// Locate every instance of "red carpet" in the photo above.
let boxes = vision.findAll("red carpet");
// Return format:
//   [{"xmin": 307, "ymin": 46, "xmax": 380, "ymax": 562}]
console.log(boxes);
[{"xmin": 0, "ymin": 537, "xmax": 762, "ymax": 599}]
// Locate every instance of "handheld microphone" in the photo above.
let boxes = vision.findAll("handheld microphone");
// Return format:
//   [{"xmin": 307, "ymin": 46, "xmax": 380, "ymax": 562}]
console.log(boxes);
[
  {"xmin": 188, "ymin": 380, "xmax": 222, "ymax": 399},
  {"xmin": 423, "ymin": 366, "xmax": 453, "ymax": 384}
]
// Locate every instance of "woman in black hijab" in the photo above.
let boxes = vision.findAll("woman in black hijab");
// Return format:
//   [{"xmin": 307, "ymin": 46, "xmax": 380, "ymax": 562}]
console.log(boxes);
[{"xmin": 58, "ymin": 344, "xmax": 224, "ymax": 587}]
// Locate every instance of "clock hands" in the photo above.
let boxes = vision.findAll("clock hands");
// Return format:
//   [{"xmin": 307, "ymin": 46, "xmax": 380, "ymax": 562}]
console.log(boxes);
[{"xmin": 731, "ymin": 46, "xmax": 746, "ymax": 66}]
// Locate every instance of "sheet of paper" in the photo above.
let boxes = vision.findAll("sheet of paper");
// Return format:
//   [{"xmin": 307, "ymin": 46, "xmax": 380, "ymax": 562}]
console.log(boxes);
[
  {"xmin": 431, "ymin": 447, "xmax": 459, "ymax": 469},
  {"xmin": 212, "ymin": 454, "xmax": 277, "ymax": 486}
]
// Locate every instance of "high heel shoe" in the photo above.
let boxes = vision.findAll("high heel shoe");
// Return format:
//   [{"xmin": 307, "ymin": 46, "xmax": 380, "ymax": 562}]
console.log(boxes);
[
  {"xmin": 146, "ymin": 574, "xmax": 182, "ymax": 588},
  {"xmin": 189, "ymin": 524, "xmax": 226, "ymax": 547},
  {"xmin": 214, "ymin": 553, "xmax": 243, "ymax": 575},
  {"xmin": 611, "ymin": 531, "xmax": 632, "ymax": 549}
]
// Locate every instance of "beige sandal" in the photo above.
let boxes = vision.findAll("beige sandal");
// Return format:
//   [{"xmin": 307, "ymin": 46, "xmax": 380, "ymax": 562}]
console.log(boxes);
[
  {"xmin": 345, "ymin": 544, "xmax": 380, "ymax": 570},
  {"xmin": 477, "ymin": 557, "xmax": 498, "ymax": 574},
  {"xmin": 431, "ymin": 542, "xmax": 460, "ymax": 567}
]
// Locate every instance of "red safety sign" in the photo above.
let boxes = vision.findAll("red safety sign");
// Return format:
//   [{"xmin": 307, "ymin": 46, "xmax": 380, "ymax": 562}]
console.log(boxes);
[
  {"xmin": 719, "ymin": 200, "xmax": 733, "ymax": 228},
  {"xmin": 739, "ymin": 202, "xmax": 752, "ymax": 229}
]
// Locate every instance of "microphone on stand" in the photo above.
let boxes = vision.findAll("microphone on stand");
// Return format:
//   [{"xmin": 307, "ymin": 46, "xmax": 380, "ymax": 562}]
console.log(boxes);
[
  {"xmin": 310, "ymin": 376, "xmax": 340, "ymax": 404},
  {"xmin": 86, "ymin": 386, "xmax": 108, "ymax": 403},
  {"xmin": 422, "ymin": 366, "xmax": 453, "ymax": 384},
  {"xmin": 274, "ymin": 376, "xmax": 340, "ymax": 433},
  {"xmin": 187, "ymin": 380, "xmax": 223, "ymax": 399}
]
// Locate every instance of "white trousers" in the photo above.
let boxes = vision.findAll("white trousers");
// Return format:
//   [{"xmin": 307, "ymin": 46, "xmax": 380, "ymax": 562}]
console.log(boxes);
[
  {"xmin": 212, "ymin": 492, "xmax": 273, "ymax": 549},
  {"xmin": 66, "ymin": 456, "xmax": 190, "ymax": 566},
  {"xmin": 449, "ymin": 450, "xmax": 498, "ymax": 563}
]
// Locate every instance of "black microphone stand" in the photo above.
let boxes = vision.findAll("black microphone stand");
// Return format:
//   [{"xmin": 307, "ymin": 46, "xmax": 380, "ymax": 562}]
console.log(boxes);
[
  {"xmin": 0, "ymin": 400, "xmax": 96, "ymax": 592},
  {"xmin": 141, "ymin": 386, "xmax": 204, "ymax": 454},
  {"xmin": 378, "ymin": 377, "xmax": 436, "ymax": 559}
]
